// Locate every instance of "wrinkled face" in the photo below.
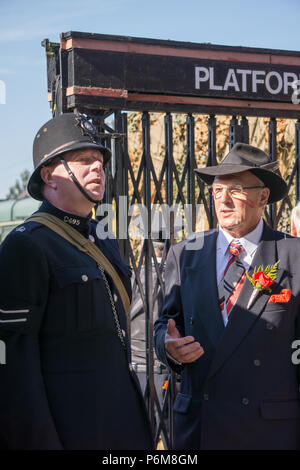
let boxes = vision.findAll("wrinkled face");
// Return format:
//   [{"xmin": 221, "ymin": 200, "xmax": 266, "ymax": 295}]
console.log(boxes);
[
  {"xmin": 42, "ymin": 148, "xmax": 106, "ymax": 204},
  {"xmin": 212, "ymin": 171, "xmax": 270, "ymax": 238}
]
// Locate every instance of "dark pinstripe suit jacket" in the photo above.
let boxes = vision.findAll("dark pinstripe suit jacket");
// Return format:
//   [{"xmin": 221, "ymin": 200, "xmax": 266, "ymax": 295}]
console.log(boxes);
[{"xmin": 154, "ymin": 222, "xmax": 300, "ymax": 450}]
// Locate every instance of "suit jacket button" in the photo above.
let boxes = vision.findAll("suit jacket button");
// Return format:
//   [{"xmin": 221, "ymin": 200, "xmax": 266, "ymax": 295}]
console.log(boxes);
[
  {"xmin": 242, "ymin": 397, "xmax": 249, "ymax": 405},
  {"xmin": 81, "ymin": 274, "xmax": 88, "ymax": 282},
  {"xmin": 114, "ymin": 293, "xmax": 118, "ymax": 303},
  {"xmin": 254, "ymin": 359, "xmax": 261, "ymax": 366},
  {"xmin": 203, "ymin": 393, "xmax": 209, "ymax": 400},
  {"xmin": 266, "ymin": 323, "xmax": 274, "ymax": 330}
]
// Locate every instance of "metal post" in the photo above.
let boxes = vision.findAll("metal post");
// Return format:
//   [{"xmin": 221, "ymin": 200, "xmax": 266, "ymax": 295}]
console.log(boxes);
[
  {"xmin": 114, "ymin": 110, "xmax": 122, "ymax": 229},
  {"xmin": 207, "ymin": 115, "xmax": 216, "ymax": 228},
  {"xmin": 142, "ymin": 112, "xmax": 155, "ymax": 436},
  {"xmin": 268, "ymin": 118, "xmax": 277, "ymax": 227},
  {"xmin": 92, "ymin": 111, "xmax": 113, "ymax": 208},
  {"xmin": 115, "ymin": 112, "xmax": 129, "ymax": 263},
  {"xmin": 229, "ymin": 116, "xmax": 239, "ymax": 149},
  {"xmin": 164, "ymin": 112, "xmax": 176, "ymax": 448},
  {"xmin": 186, "ymin": 114, "xmax": 196, "ymax": 234},
  {"xmin": 58, "ymin": 48, "xmax": 68, "ymax": 114},
  {"xmin": 240, "ymin": 116, "xmax": 249, "ymax": 144},
  {"xmin": 165, "ymin": 113, "xmax": 174, "ymax": 246}
]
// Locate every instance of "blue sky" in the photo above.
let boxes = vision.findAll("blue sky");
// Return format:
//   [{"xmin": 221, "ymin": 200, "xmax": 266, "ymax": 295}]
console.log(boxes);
[{"xmin": 0, "ymin": 0, "xmax": 299, "ymax": 199}]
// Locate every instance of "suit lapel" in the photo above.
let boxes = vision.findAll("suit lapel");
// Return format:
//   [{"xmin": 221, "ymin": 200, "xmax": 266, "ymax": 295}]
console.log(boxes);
[
  {"xmin": 183, "ymin": 231, "xmax": 225, "ymax": 348},
  {"xmin": 207, "ymin": 222, "xmax": 285, "ymax": 380}
]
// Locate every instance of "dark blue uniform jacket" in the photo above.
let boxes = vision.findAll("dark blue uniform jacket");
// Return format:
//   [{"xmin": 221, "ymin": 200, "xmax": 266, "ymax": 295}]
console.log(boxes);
[{"xmin": 0, "ymin": 200, "xmax": 153, "ymax": 450}]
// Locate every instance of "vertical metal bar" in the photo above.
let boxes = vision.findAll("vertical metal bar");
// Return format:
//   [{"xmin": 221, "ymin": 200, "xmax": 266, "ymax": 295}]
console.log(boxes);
[
  {"xmin": 165, "ymin": 113, "xmax": 174, "ymax": 246},
  {"xmin": 114, "ymin": 110, "xmax": 122, "ymax": 231},
  {"xmin": 268, "ymin": 118, "xmax": 277, "ymax": 227},
  {"xmin": 93, "ymin": 112, "xmax": 113, "ymax": 207},
  {"xmin": 186, "ymin": 114, "xmax": 196, "ymax": 234},
  {"xmin": 240, "ymin": 116, "xmax": 249, "ymax": 144},
  {"xmin": 122, "ymin": 113, "xmax": 130, "ymax": 263},
  {"xmin": 208, "ymin": 115, "xmax": 217, "ymax": 167},
  {"xmin": 114, "ymin": 112, "xmax": 131, "ymax": 343},
  {"xmin": 164, "ymin": 112, "xmax": 175, "ymax": 448},
  {"xmin": 115, "ymin": 112, "xmax": 129, "ymax": 263},
  {"xmin": 229, "ymin": 116, "xmax": 239, "ymax": 149},
  {"xmin": 142, "ymin": 112, "xmax": 155, "ymax": 436},
  {"xmin": 58, "ymin": 49, "xmax": 68, "ymax": 114},
  {"xmin": 295, "ymin": 120, "xmax": 300, "ymax": 203},
  {"xmin": 207, "ymin": 115, "xmax": 216, "ymax": 228}
]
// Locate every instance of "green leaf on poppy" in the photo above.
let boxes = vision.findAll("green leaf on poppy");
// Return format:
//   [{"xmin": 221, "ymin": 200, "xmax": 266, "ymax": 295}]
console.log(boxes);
[
  {"xmin": 264, "ymin": 265, "xmax": 271, "ymax": 274},
  {"xmin": 246, "ymin": 270, "xmax": 255, "ymax": 286},
  {"xmin": 265, "ymin": 260, "xmax": 280, "ymax": 279},
  {"xmin": 247, "ymin": 260, "xmax": 280, "ymax": 293}
]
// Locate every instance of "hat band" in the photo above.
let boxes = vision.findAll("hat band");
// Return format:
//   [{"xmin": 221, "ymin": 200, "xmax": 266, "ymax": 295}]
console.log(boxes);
[{"xmin": 213, "ymin": 161, "xmax": 279, "ymax": 171}]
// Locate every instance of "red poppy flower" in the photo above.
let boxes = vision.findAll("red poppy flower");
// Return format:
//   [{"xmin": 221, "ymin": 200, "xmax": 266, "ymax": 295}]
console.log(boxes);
[{"xmin": 253, "ymin": 271, "xmax": 273, "ymax": 290}]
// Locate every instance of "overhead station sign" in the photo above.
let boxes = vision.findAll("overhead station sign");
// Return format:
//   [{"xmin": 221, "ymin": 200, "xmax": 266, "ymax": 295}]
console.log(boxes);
[
  {"xmin": 194, "ymin": 64, "xmax": 299, "ymax": 100},
  {"xmin": 45, "ymin": 31, "xmax": 300, "ymax": 117}
]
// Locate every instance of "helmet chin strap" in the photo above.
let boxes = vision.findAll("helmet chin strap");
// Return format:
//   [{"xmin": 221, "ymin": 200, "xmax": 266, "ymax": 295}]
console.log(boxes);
[{"xmin": 60, "ymin": 158, "xmax": 100, "ymax": 204}]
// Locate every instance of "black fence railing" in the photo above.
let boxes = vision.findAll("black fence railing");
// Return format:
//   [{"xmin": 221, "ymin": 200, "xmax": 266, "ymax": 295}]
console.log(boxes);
[{"xmin": 42, "ymin": 32, "xmax": 300, "ymax": 449}]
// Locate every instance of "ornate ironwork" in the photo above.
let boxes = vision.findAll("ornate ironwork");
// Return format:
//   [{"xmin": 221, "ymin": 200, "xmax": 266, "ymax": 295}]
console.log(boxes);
[
  {"xmin": 42, "ymin": 34, "xmax": 300, "ymax": 451},
  {"xmin": 92, "ymin": 110, "xmax": 297, "ymax": 449}
]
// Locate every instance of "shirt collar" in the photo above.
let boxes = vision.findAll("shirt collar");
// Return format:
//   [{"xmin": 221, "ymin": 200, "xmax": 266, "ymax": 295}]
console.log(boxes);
[
  {"xmin": 217, "ymin": 218, "xmax": 264, "ymax": 257},
  {"xmin": 38, "ymin": 199, "xmax": 92, "ymax": 237}
]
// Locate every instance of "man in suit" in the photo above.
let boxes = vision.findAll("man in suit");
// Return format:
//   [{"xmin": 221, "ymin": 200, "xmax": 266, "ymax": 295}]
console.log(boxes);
[
  {"xmin": 0, "ymin": 112, "xmax": 153, "ymax": 449},
  {"xmin": 154, "ymin": 142, "xmax": 300, "ymax": 450}
]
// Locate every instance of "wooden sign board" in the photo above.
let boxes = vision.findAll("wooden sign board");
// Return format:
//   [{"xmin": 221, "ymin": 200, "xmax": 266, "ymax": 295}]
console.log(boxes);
[{"xmin": 55, "ymin": 31, "xmax": 300, "ymax": 118}]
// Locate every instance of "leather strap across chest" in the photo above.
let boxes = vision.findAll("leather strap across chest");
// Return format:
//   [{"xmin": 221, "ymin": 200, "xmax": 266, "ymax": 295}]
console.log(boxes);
[{"xmin": 26, "ymin": 212, "xmax": 130, "ymax": 315}]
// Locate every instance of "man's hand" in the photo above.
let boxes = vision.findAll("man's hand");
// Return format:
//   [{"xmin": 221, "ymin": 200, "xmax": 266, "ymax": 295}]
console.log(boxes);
[{"xmin": 165, "ymin": 319, "xmax": 204, "ymax": 364}]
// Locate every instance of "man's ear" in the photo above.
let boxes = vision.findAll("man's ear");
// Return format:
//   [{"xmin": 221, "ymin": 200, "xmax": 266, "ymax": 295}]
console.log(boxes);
[
  {"xmin": 260, "ymin": 187, "xmax": 270, "ymax": 207},
  {"xmin": 40, "ymin": 166, "xmax": 57, "ymax": 189}
]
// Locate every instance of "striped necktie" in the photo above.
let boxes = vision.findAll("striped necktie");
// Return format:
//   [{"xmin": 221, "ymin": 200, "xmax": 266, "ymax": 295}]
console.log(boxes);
[{"xmin": 219, "ymin": 240, "xmax": 246, "ymax": 317}]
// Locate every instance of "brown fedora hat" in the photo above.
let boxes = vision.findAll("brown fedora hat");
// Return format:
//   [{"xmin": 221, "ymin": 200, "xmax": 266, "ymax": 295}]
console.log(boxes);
[{"xmin": 194, "ymin": 142, "xmax": 288, "ymax": 204}]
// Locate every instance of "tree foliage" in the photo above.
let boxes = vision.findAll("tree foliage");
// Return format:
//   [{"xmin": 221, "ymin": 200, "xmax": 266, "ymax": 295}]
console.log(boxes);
[{"xmin": 6, "ymin": 169, "xmax": 30, "ymax": 200}]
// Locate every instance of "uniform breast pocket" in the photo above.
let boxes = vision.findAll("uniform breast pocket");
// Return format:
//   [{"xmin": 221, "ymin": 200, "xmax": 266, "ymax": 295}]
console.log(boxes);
[{"xmin": 50, "ymin": 265, "xmax": 113, "ymax": 334}]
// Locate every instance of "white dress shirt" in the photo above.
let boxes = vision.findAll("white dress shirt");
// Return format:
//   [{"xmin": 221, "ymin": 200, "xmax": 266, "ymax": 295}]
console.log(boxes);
[{"xmin": 216, "ymin": 218, "xmax": 264, "ymax": 326}]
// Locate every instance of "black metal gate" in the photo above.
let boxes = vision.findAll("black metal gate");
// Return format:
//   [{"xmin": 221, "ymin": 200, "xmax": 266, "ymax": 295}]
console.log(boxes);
[{"xmin": 42, "ymin": 32, "xmax": 300, "ymax": 449}]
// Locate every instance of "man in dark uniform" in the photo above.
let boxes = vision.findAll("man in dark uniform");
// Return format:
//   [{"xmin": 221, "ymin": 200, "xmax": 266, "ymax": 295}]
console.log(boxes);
[{"xmin": 0, "ymin": 112, "xmax": 153, "ymax": 450}]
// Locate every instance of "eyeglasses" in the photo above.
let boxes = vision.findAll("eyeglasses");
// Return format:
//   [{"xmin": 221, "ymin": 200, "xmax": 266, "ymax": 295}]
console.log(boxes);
[{"xmin": 209, "ymin": 184, "xmax": 265, "ymax": 199}]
